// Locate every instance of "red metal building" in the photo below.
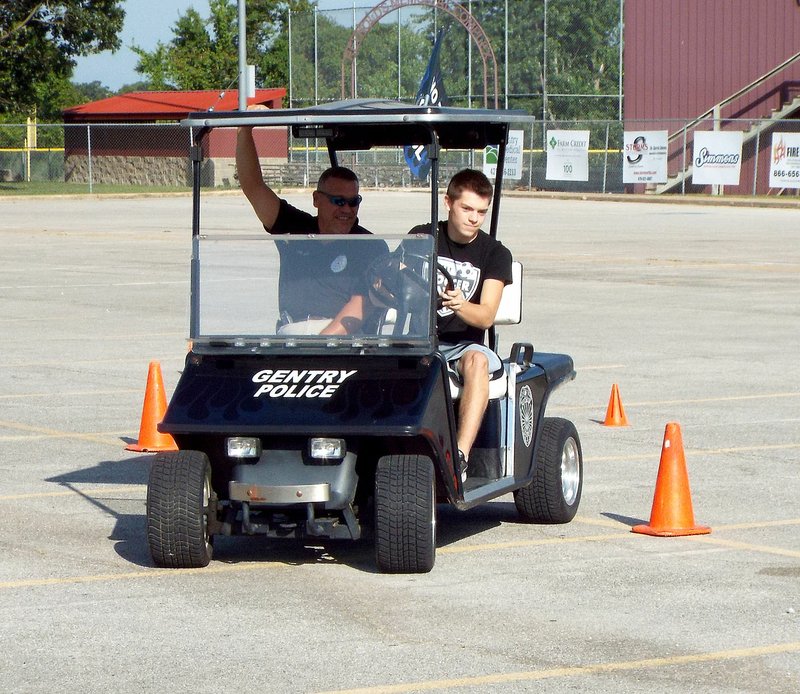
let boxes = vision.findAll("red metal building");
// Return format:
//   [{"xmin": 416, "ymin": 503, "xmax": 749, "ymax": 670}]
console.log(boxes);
[{"xmin": 623, "ymin": 0, "xmax": 800, "ymax": 194}]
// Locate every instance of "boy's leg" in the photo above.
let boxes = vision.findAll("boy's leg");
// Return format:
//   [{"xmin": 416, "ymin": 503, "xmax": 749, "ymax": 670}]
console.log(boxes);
[{"xmin": 456, "ymin": 349, "xmax": 490, "ymax": 460}]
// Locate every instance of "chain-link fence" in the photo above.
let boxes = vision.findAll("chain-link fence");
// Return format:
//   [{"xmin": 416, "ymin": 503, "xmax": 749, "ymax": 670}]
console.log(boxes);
[
  {"xmin": 0, "ymin": 123, "xmax": 194, "ymax": 193},
  {"xmin": 287, "ymin": 0, "xmax": 623, "ymax": 121},
  {"xmin": 2, "ymin": 117, "xmax": 800, "ymax": 197}
]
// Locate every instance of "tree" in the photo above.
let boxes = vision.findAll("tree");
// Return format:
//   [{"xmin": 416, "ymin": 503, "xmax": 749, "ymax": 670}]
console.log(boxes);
[
  {"xmin": 411, "ymin": 0, "xmax": 621, "ymax": 121},
  {"xmin": 118, "ymin": 81, "xmax": 152, "ymax": 95},
  {"xmin": 287, "ymin": 8, "xmax": 430, "ymax": 105},
  {"xmin": 0, "ymin": 1, "xmax": 124, "ymax": 116},
  {"xmin": 133, "ymin": 0, "xmax": 312, "ymax": 94}
]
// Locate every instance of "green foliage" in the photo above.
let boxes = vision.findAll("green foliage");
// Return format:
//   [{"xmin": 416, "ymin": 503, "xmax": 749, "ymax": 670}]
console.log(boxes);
[
  {"xmin": 0, "ymin": 1, "xmax": 124, "ymax": 117},
  {"xmin": 118, "ymin": 81, "xmax": 153, "ymax": 95},
  {"xmin": 410, "ymin": 0, "xmax": 620, "ymax": 120},
  {"xmin": 128, "ymin": 0, "xmax": 620, "ymax": 119},
  {"xmin": 133, "ymin": 0, "xmax": 239, "ymax": 90},
  {"xmin": 288, "ymin": 9, "xmax": 430, "ymax": 105},
  {"xmin": 134, "ymin": 0, "xmax": 312, "ymax": 94},
  {"xmin": 538, "ymin": 0, "xmax": 621, "ymax": 121}
]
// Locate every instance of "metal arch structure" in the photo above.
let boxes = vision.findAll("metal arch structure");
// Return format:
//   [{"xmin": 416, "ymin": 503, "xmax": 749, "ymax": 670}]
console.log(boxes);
[{"xmin": 341, "ymin": 0, "xmax": 499, "ymax": 108}]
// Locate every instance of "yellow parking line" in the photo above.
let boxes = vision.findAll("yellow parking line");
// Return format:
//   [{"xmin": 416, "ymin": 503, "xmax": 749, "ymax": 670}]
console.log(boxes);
[
  {"xmin": 0, "ymin": 520, "xmax": 796, "ymax": 591},
  {"xmin": 1, "ymin": 354, "xmax": 185, "ymax": 368},
  {"xmin": 573, "ymin": 515, "xmax": 800, "ymax": 558},
  {"xmin": 0, "ymin": 419, "xmax": 127, "ymax": 447},
  {"xmin": 0, "ymin": 561, "xmax": 280, "ymax": 591},
  {"xmin": 693, "ymin": 442, "xmax": 800, "ymax": 454},
  {"xmin": 0, "ymin": 389, "xmax": 141, "ymax": 400},
  {"xmin": 439, "ymin": 533, "xmax": 630, "ymax": 554},
  {"xmin": 562, "ymin": 391, "xmax": 800, "ymax": 412},
  {"xmin": 315, "ymin": 642, "xmax": 800, "ymax": 693},
  {"xmin": 712, "ymin": 518, "xmax": 800, "ymax": 530},
  {"xmin": 573, "ymin": 515, "xmax": 800, "ymax": 531},
  {"xmin": 0, "ymin": 486, "xmax": 145, "ymax": 501},
  {"xmin": 695, "ymin": 536, "xmax": 800, "ymax": 559},
  {"xmin": 585, "ymin": 441, "xmax": 800, "ymax": 462}
]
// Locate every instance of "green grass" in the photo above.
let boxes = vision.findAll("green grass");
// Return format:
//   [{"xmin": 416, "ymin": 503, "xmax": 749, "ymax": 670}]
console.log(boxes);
[{"xmin": 0, "ymin": 181, "xmax": 192, "ymax": 196}]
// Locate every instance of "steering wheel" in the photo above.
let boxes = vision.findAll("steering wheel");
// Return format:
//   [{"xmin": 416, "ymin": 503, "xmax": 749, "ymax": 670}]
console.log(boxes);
[
  {"xmin": 437, "ymin": 262, "xmax": 455, "ymax": 292},
  {"xmin": 386, "ymin": 251, "xmax": 455, "ymax": 293},
  {"xmin": 367, "ymin": 252, "xmax": 456, "ymax": 319}
]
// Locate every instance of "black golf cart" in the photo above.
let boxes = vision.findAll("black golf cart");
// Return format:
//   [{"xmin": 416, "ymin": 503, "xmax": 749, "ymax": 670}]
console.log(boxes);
[{"xmin": 147, "ymin": 100, "xmax": 582, "ymax": 573}]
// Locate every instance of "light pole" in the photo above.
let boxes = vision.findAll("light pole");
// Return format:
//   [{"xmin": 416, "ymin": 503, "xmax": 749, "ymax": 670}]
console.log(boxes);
[{"xmin": 238, "ymin": 0, "xmax": 247, "ymax": 110}]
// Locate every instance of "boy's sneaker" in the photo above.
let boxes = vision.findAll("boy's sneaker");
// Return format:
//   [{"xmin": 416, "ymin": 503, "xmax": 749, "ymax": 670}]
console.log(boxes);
[{"xmin": 458, "ymin": 449, "xmax": 468, "ymax": 483}]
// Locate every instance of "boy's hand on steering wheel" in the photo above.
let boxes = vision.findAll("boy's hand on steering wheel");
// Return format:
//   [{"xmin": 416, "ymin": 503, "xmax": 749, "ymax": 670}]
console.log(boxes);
[{"xmin": 440, "ymin": 287, "xmax": 464, "ymax": 313}]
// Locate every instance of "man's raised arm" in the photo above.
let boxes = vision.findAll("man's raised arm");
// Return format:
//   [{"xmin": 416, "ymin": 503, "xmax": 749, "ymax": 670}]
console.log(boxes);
[{"xmin": 236, "ymin": 125, "xmax": 281, "ymax": 231}]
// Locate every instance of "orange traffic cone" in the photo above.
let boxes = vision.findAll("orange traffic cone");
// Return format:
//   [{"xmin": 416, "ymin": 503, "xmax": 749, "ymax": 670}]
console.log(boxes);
[
  {"xmin": 126, "ymin": 361, "xmax": 178, "ymax": 453},
  {"xmin": 632, "ymin": 422, "xmax": 710, "ymax": 537},
  {"xmin": 602, "ymin": 383, "xmax": 629, "ymax": 426}
]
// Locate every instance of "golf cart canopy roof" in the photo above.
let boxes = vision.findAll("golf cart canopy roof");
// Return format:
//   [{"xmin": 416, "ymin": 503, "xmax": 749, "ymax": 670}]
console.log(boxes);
[{"xmin": 182, "ymin": 99, "xmax": 536, "ymax": 151}]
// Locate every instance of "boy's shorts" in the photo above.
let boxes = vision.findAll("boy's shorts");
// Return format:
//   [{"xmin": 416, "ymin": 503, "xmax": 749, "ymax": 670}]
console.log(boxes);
[{"xmin": 440, "ymin": 341, "xmax": 502, "ymax": 374}]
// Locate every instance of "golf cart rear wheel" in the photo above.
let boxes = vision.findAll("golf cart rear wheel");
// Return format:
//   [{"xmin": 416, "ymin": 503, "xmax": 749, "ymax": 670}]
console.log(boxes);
[
  {"xmin": 514, "ymin": 417, "xmax": 582, "ymax": 524},
  {"xmin": 147, "ymin": 450, "xmax": 216, "ymax": 568},
  {"xmin": 374, "ymin": 454, "xmax": 436, "ymax": 574}
]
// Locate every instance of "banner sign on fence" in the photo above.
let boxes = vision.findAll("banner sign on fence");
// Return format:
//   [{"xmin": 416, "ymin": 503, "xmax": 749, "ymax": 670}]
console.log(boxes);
[
  {"xmin": 545, "ymin": 130, "xmax": 589, "ymax": 181},
  {"xmin": 768, "ymin": 132, "xmax": 800, "ymax": 189},
  {"xmin": 692, "ymin": 131, "xmax": 743, "ymax": 186},
  {"xmin": 483, "ymin": 129, "xmax": 524, "ymax": 181},
  {"xmin": 622, "ymin": 130, "xmax": 668, "ymax": 183}
]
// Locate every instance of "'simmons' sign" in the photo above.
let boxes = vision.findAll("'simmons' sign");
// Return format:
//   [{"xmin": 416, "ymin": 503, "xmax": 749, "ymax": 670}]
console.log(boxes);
[{"xmin": 692, "ymin": 131, "xmax": 743, "ymax": 186}]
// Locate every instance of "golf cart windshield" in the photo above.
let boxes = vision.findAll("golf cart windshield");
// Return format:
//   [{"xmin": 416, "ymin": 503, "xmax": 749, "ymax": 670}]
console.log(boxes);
[{"xmin": 191, "ymin": 233, "xmax": 436, "ymax": 354}]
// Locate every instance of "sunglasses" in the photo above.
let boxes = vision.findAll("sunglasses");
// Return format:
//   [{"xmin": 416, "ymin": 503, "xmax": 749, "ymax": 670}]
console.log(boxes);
[{"xmin": 316, "ymin": 191, "xmax": 362, "ymax": 208}]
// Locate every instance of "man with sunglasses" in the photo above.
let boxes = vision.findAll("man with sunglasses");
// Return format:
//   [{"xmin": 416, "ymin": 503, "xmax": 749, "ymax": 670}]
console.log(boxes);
[{"xmin": 237, "ymin": 123, "xmax": 380, "ymax": 334}]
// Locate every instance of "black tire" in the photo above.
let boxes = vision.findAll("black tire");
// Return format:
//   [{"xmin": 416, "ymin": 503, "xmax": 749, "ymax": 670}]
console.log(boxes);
[
  {"xmin": 147, "ymin": 450, "xmax": 215, "ymax": 568},
  {"xmin": 374, "ymin": 454, "xmax": 436, "ymax": 573},
  {"xmin": 514, "ymin": 417, "xmax": 582, "ymax": 524}
]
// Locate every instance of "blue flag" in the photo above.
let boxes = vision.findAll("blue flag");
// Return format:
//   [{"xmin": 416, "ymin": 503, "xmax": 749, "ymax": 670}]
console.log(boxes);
[{"xmin": 404, "ymin": 29, "xmax": 448, "ymax": 181}]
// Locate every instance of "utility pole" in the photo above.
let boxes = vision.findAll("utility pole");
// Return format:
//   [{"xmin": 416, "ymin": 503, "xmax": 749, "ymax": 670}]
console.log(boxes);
[{"xmin": 238, "ymin": 0, "xmax": 247, "ymax": 110}]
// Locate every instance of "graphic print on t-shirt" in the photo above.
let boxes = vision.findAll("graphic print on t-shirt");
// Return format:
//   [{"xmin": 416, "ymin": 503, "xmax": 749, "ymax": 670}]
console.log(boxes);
[{"xmin": 437, "ymin": 257, "xmax": 481, "ymax": 317}]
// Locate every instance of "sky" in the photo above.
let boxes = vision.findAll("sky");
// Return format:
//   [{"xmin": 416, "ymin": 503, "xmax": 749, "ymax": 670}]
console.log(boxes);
[{"xmin": 72, "ymin": 0, "xmax": 352, "ymax": 90}]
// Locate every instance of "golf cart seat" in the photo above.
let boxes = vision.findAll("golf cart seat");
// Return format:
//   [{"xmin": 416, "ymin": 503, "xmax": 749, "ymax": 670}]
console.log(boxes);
[{"xmin": 449, "ymin": 261, "xmax": 522, "ymax": 401}]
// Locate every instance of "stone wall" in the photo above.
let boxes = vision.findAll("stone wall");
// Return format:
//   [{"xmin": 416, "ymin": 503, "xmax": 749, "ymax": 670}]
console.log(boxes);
[
  {"xmin": 63, "ymin": 154, "xmax": 289, "ymax": 188},
  {"xmin": 64, "ymin": 154, "xmax": 192, "ymax": 187}
]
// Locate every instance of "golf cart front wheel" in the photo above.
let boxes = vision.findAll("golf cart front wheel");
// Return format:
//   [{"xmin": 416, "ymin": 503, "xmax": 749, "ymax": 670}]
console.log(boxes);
[
  {"xmin": 514, "ymin": 417, "xmax": 582, "ymax": 524},
  {"xmin": 147, "ymin": 450, "xmax": 216, "ymax": 568},
  {"xmin": 374, "ymin": 454, "xmax": 436, "ymax": 574}
]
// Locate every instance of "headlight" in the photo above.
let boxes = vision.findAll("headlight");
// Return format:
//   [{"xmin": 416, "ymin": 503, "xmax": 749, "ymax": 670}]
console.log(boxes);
[
  {"xmin": 308, "ymin": 438, "xmax": 346, "ymax": 460},
  {"xmin": 226, "ymin": 437, "xmax": 261, "ymax": 459}
]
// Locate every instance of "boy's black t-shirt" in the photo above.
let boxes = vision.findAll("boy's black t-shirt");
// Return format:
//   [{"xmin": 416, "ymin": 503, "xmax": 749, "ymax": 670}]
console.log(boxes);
[{"xmin": 409, "ymin": 221, "xmax": 513, "ymax": 345}]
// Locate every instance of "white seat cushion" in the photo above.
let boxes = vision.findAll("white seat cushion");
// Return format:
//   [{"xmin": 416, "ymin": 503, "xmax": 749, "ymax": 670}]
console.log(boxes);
[{"xmin": 493, "ymin": 261, "xmax": 522, "ymax": 325}]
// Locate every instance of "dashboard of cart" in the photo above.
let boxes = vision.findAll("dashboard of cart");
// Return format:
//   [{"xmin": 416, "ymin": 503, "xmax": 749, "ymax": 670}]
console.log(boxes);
[{"xmin": 191, "ymin": 233, "xmax": 437, "ymax": 354}]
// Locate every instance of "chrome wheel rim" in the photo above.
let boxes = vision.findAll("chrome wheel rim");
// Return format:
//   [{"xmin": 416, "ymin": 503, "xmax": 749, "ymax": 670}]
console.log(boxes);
[
  {"xmin": 561, "ymin": 437, "xmax": 581, "ymax": 505},
  {"xmin": 202, "ymin": 472, "xmax": 212, "ymax": 553}
]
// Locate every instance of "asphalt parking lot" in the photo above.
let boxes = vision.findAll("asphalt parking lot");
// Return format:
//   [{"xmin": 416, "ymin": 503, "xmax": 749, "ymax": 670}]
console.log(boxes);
[{"xmin": 1, "ymin": 190, "xmax": 799, "ymax": 693}]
